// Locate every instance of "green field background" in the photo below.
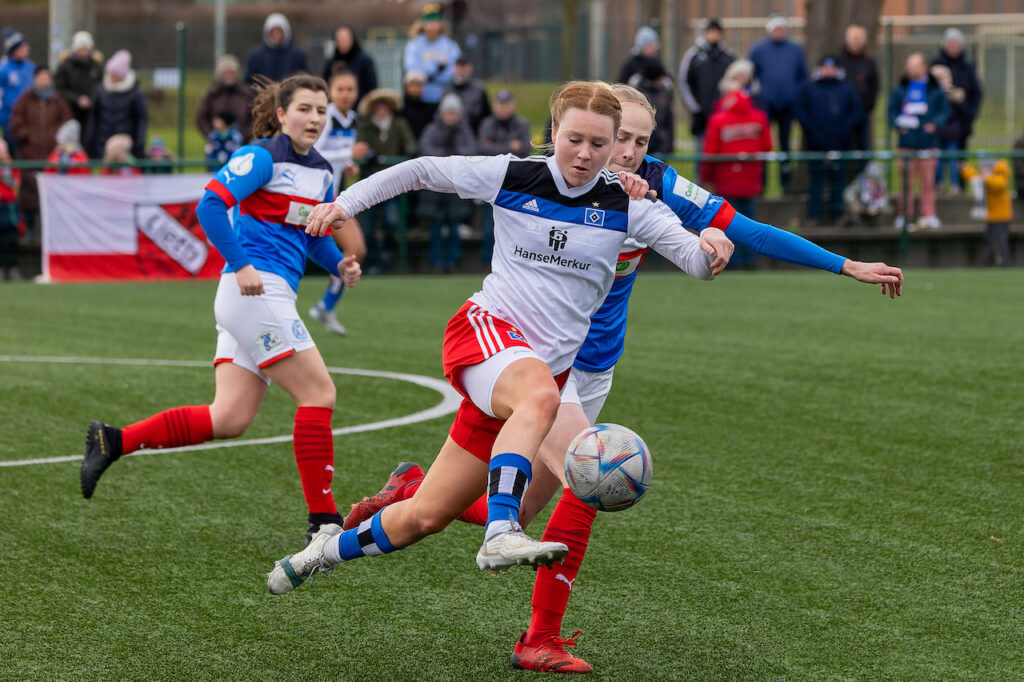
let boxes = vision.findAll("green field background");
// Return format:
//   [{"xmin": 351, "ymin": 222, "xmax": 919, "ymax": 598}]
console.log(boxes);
[{"xmin": 0, "ymin": 269, "xmax": 1022, "ymax": 680}]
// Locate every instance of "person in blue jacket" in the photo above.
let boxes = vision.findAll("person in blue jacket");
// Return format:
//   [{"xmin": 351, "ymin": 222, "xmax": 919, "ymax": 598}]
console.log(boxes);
[
  {"xmin": 0, "ymin": 29, "xmax": 35, "ymax": 152},
  {"xmin": 79, "ymin": 74, "xmax": 362, "ymax": 545},
  {"xmin": 748, "ymin": 14, "xmax": 807, "ymax": 193},
  {"xmin": 403, "ymin": 4, "xmax": 461, "ymax": 105},
  {"xmin": 794, "ymin": 55, "xmax": 865, "ymax": 224}
]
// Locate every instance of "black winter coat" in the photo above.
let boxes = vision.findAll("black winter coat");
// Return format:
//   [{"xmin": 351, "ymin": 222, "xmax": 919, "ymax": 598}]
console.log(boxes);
[
  {"xmin": 54, "ymin": 53, "xmax": 103, "ymax": 126},
  {"xmin": 245, "ymin": 43, "xmax": 307, "ymax": 86},
  {"xmin": 794, "ymin": 77, "xmax": 864, "ymax": 151},
  {"xmin": 679, "ymin": 39, "xmax": 737, "ymax": 136},
  {"xmin": 930, "ymin": 50, "xmax": 983, "ymax": 140},
  {"xmin": 84, "ymin": 81, "xmax": 148, "ymax": 159},
  {"xmin": 322, "ymin": 45, "xmax": 378, "ymax": 107},
  {"xmin": 836, "ymin": 47, "xmax": 880, "ymax": 113}
]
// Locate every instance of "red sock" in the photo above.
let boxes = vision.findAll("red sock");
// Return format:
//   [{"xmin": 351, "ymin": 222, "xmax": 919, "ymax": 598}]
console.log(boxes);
[
  {"xmin": 400, "ymin": 481, "xmax": 487, "ymax": 526},
  {"xmin": 293, "ymin": 406, "xmax": 337, "ymax": 515},
  {"xmin": 121, "ymin": 405, "xmax": 213, "ymax": 454},
  {"xmin": 525, "ymin": 489, "xmax": 597, "ymax": 644}
]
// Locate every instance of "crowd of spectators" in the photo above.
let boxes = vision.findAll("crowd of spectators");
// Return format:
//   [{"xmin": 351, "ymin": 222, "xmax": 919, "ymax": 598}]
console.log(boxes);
[{"xmin": 0, "ymin": 7, "xmax": 1008, "ymax": 277}]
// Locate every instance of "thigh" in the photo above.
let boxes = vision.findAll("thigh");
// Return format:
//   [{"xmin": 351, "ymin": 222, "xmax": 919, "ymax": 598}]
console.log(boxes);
[
  {"xmin": 490, "ymin": 357, "xmax": 559, "ymax": 420},
  {"xmin": 209, "ymin": 361, "xmax": 268, "ymax": 433},
  {"xmin": 262, "ymin": 345, "xmax": 336, "ymax": 407}
]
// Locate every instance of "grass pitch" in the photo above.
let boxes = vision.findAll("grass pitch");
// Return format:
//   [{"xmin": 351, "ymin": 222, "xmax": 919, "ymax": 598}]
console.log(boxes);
[{"xmin": 1, "ymin": 269, "xmax": 1022, "ymax": 680}]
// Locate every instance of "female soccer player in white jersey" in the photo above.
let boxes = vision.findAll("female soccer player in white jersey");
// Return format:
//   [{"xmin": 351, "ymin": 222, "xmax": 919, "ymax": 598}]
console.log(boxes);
[
  {"xmin": 310, "ymin": 68, "xmax": 366, "ymax": 336},
  {"xmin": 263, "ymin": 81, "xmax": 735, "ymax": 596},
  {"xmin": 79, "ymin": 74, "xmax": 362, "ymax": 541},
  {"xmin": 339, "ymin": 86, "xmax": 904, "ymax": 673}
]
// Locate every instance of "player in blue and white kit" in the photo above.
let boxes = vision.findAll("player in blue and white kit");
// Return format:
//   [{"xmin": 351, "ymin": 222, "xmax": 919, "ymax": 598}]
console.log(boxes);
[
  {"xmin": 310, "ymin": 67, "xmax": 367, "ymax": 336},
  {"xmin": 79, "ymin": 74, "xmax": 361, "ymax": 543}
]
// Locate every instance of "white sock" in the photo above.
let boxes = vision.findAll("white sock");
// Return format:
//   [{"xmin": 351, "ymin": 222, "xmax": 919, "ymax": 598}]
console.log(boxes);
[
  {"xmin": 322, "ymin": 534, "xmax": 342, "ymax": 564},
  {"xmin": 485, "ymin": 519, "xmax": 515, "ymax": 541}
]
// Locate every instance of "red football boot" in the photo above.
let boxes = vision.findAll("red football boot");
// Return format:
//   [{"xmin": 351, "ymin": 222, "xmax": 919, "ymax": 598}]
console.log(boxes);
[
  {"xmin": 341, "ymin": 462, "xmax": 424, "ymax": 530},
  {"xmin": 509, "ymin": 630, "xmax": 593, "ymax": 674}
]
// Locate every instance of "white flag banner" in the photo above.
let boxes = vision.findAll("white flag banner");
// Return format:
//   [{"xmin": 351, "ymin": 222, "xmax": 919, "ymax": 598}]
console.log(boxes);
[{"xmin": 38, "ymin": 173, "xmax": 225, "ymax": 281}]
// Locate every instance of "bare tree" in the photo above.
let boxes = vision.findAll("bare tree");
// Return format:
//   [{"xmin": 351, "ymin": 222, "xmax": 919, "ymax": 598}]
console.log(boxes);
[{"xmin": 804, "ymin": 0, "xmax": 885, "ymax": 67}]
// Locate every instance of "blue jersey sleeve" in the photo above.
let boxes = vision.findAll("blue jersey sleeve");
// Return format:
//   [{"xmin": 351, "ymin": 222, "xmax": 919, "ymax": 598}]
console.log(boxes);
[
  {"xmin": 197, "ymin": 193, "xmax": 250, "ymax": 270},
  {"xmin": 204, "ymin": 145, "xmax": 274, "ymax": 207},
  {"xmin": 720, "ymin": 211, "xmax": 846, "ymax": 274},
  {"xmin": 306, "ymin": 234, "xmax": 345, "ymax": 275},
  {"xmin": 658, "ymin": 163, "xmax": 726, "ymax": 232}
]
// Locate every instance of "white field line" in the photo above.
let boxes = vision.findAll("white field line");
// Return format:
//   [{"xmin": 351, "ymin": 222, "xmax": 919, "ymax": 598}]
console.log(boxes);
[{"xmin": 0, "ymin": 355, "xmax": 461, "ymax": 468}]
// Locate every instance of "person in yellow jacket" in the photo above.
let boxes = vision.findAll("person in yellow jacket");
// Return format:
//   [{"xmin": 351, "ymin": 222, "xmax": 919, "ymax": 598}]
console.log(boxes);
[{"xmin": 962, "ymin": 158, "xmax": 1013, "ymax": 266}]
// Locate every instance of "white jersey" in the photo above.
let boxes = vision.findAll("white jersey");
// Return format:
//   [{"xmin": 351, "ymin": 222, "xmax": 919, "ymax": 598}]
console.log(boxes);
[
  {"xmin": 335, "ymin": 154, "xmax": 713, "ymax": 373},
  {"xmin": 314, "ymin": 103, "xmax": 358, "ymax": 192}
]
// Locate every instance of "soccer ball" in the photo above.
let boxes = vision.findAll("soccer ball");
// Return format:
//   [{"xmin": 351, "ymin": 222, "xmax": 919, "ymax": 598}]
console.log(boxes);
[{"xmin": 564, "ymin": 424, "xmax": 652, "ymax": 512}]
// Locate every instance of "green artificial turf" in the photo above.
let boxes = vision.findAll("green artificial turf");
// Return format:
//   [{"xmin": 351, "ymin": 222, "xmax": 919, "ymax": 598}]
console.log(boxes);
[{"xmin": 0, "ymin": 269, "xmax": 1021, "ymax": 680}]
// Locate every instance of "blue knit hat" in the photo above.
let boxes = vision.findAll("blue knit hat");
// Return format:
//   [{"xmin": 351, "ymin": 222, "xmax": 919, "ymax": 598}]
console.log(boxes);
[{"xmin": 4, "ymin": 29, "xmax": 27, "ymax": 58}]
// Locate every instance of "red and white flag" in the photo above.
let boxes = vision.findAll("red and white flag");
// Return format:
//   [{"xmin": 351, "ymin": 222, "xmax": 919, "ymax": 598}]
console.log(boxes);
[{"xmin": 38, "ymin": 173, "xmax": 226, "ymax": 282}]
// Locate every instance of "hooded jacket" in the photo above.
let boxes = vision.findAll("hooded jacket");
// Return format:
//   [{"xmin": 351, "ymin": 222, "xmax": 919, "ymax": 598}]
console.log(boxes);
[
  {"xmin": 678, "ymin": 37, "xmax": 737, "ymax": 135},
  {"xmin": 962, "ymin": 160, "xmax": 1012, "ymax": 222},
  {"xmin": 888, "ymin": 75, "xmax": 950, "ymax": 150},
  {"xmin": 245, "ymin": 13, "xmax": 308, "ymax": 85},
  {"xmin": 322, "ymin": 32, "xmax": 378, "ymax": 107},
  {"xmin": 794, "ymin": 71, "xmax": 864, "ymax": 151},
  {"xmin": 701, "ymin": 90, "xmax": 773, "ymax": 198},
  {"xmin": 0, "ymin": 56, "xmax": 35, "ymax": 128}
]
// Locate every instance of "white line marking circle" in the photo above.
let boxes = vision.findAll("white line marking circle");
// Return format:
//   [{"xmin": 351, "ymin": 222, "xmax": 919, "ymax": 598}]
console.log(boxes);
[{"xmin": 0, "ymin": 355, "xmax": 462, "ymax": 468}]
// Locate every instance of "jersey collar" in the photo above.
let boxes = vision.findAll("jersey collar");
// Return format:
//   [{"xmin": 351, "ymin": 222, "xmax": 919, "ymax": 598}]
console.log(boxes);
[{"xmin": 545, "ymin": 155, "xmax": 603, "ymax": 199}]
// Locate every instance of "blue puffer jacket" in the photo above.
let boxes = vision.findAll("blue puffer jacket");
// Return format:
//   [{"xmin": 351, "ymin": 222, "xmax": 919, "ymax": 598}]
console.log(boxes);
[
  {"xmin": 888, "ymin": 76, "xmax": 950, "ymax": 150},
  {"xmin": 748, "ymin": 39, "xmax": 807, "ymax": 109}
]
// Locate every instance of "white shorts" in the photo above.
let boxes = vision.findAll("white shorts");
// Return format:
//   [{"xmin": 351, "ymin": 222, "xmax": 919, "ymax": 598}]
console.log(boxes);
[
  {"xmin": 560, "ymin": 366, "xmax": 615, "ymax": 424},
  {"xmin": 212, "ymin": 271, "xmax": 316, "ymax": 383},
  {"xmin": 459, "ymin": 346, "xmax": 542, "ymax": 418}
]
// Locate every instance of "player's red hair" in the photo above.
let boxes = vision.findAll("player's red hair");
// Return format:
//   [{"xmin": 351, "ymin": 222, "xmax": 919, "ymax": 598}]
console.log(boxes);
[{"xmin": 549, "ymin": 81, "xmax": 622, "ymax": 138}]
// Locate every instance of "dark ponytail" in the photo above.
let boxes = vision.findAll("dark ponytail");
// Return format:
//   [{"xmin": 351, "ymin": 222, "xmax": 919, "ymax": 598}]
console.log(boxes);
[{"xmin": 251, "ymin": 73, "xmax": 329, "ymax": 139}]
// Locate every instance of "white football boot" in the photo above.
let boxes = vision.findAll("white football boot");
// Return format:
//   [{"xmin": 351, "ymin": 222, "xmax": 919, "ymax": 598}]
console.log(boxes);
[
  {"xmin": 267, "ymin": 523, "xmax": 341, "ymax": 595},
  {"xmin": 476, "ymin": 525, "xmax": 569, "ymax": 571},
  {"xmin": 308, "ymin": 305, "xmax": 347, "ymax": 336}
]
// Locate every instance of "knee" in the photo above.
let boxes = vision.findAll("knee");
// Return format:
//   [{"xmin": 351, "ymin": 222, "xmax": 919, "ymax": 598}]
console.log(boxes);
[
  {"xmin": 518, "ymin": 385, "xmax": 560, "ymax": 427},
  {"xmin": 306, "ymin": 381, "xmax": 336, "ymax": 410},
  {"xmin": 211, "ymin": 412, "xmax": 250, "ymax": 439}
]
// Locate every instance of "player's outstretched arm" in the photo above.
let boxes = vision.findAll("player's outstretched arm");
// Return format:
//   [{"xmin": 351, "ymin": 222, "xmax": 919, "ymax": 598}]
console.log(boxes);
[
  {"xmin": 697, "ymin": 227, "xmax": 733, "ymax": 276},
  {"xmin": 840, "ymin": 260, "xmax": 903, "ymax": 299}
]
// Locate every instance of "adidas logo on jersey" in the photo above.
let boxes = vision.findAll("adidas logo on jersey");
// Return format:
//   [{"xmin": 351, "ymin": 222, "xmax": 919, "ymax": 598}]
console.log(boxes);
[{"xmin": 521, "ymin": 198, "xmax": 540, "ymax": 212}]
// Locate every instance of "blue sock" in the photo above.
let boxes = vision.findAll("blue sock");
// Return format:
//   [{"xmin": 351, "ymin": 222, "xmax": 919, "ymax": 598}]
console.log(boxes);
[
  {"xmin": 325, "ymin": 510, "xmax": 399, "ymax": 564},
  {"xmin": 485, "ymin": 453, "xmax": 532, "ymax": 539},
  {"xmin": 318, "ymin": 278, "xmax": 345, "ymax": 313}
]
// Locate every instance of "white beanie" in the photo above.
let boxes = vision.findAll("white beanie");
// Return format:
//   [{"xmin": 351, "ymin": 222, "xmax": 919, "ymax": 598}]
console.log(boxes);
[
  {"xmin": 766, "ymin": 14, "xmax": 790, "ymax": 35},
  {"xmin": 71, "ymin": 31, "xmax": 94, "ymax": 53},
  {"xmin": 942, "ymin": 27, "xmax": 965, "ymax": 47},
  {"xmin": 633, "ymin": 26, "xmax": 659, "ymax": 53},
  {"xmin": 439, "ymin": 93, "xmax": 463, "ymax": 114},
  {"xmin": 56, "ymin": 119, "xmax": 81, "ymax": 146}
]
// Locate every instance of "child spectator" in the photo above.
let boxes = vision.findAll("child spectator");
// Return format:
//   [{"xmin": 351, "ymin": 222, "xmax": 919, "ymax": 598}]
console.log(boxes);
[
  {"xmin": 100, "ymin": 133, "xmax": 140, "ymax": 176},
  {"xmin": 145, "ymin": 136, "xmax": 174, "ymax": 174},
  {"xmin": 961, "ymin": 159, "xmax": 1013, "ymax": 266},
  {"xmin": 0, "ymin": 139, "xmax": 21, "ymax": 280},
  {"xmin": 418, "ymin": 93, "xmax": 476, "ymax": 272},
  {"xmin": 45, "ymin": 119, "xmax": 90, "ymax": 175},
  {"xmin": 204, "ymin": 110, "xmax": 244, "ymax": 171},
  {"xmin": 353, "ymin": 88, "xmax": 417, "ymax": 273},
  {"xmin": 842, "ymin": 161, "xmax": 889, "ymax": 225},
  {"xmin": 444, "ymin": 57, "xmax": 491, "ymax": 135},
  {"xmin": 888, "ymin": 53, "xmax": 949, "ymax": 230}
]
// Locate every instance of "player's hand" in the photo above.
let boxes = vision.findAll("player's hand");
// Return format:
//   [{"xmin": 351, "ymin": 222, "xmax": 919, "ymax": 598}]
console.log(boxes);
[
  {"xmin": 351, "ymin": 142, "xmax": 369, "ymax": 160},
  {"xmin": 841, "ymin": 260, "xmax": 903, "ymax": 298},
  {"xmin": 235, "ymin": 265, "xmax": 265, "ymax": 296},
  {"xmin": 344, "ymin": 163, "xmax": 360, "ymax": 179},
  {"xmin": 698, "ymin": 227, "xmax": 733, "ymax": 276},
  {"xmin": 617, "ymin": 171, "xmax": 650, "ymax": 201},
  {"xmin": 338, "ymin": 254, "xmax": 361, "ymax": 288},
  {"xmin": 305, "ymin": 202, "xmax": 349, "ymax": 238}
]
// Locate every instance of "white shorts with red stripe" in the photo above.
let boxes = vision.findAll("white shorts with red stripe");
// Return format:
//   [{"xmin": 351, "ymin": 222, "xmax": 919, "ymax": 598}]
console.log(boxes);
[
  {"xmin": 442, "ymin": 301, "xmax": 534, "ymax": 393},
  {"xmin": 213, "ymin": 270, "xmax": 316, "ymax": 383}
]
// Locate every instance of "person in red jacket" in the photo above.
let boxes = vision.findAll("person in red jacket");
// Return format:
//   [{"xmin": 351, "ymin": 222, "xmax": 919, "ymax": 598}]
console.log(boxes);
[{"xmin": 701, "ymin": 58, "xmax": 772, "ymax": 265}]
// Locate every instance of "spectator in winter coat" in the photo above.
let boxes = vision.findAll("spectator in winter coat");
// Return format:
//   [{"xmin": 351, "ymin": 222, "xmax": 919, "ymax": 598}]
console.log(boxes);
[
  {"xmin": 701, "ymin": 59, "xmax": 772, "ymax": 221},
  {"xmin": 476, "ymin": 89, "xmax": 532, "ymax": 266},
  {"xmin": 444, "ymin": 58, "xmax": 491, "ymax": 136},
  {"xmin": 84, "ymin": 50, "xmax": 147, "ymax": 160},
  {"xmin": 836, "ymin": 24, "xmax": 879, "ymax": 152},
  {"xmin": 352, "ymin": 88, "xmax": 417, "ymax": 273},
  {"xmin": 0, "ymin": 30, "xmax": 35, "ymax": 151},
  {"xmin": 748, "ymin": 14, "xmax": 807, "ymax": 192},
  {"xmin": 618, "ymin": 26, "xmax": 674, "ymax": 154},
  {"xmin": 54, "ymin": 31, "xmax": 103, "ymax": 128},
  {"xmin": 794, "ymin": 55, "xmax": 864, "ymax": 224},
  {"xmin": 45, "ymin": 119, "xmax": 90, "ymax": 175},
  {"xmin": 403, "ymin": 4, "xmax": 461, "ymax": 105},
  {"xmin": 399, "ymin": 70, "xmax": 437, "ymax": 140},
  {"xmin": 322, "ymin": 24, "xmax": 377, "ymax": 109},
  {"xmin": 888, "ymin": 53, "xmax": 950, "ymax": 230},
  {"xmin": 0, "ymin": 138, "xmax": 20, "ymax": 279},
  {"xmin": 10, "ymin": 66, "xmax": 73, "ymax": 231},
  {"xmin": 679, "ymin": 18, "xmax": 737, "ymax": 148},
  {"xmin": 961, "ymin": 159, "xmax": 1013, "ymax": 266},
  {"xmin": 418, "ymin": 93, "xmax": 477, "ymax": 272},
  {"xmin": 245, "ymin": 13, "xmax": 308, "ymax": 86},
  {"xmin": 931, "ymin": 28, "xmax": 983, "ymax": 192},
  {"xmin": 196, "ymin": 55, "xmax": 253, "ymax": 141}
]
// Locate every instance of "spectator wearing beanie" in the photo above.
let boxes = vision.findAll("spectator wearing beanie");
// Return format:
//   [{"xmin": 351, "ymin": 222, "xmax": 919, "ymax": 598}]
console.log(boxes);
[
  {"xmin": 399, "ymin": 70, "xmax": 437, "ymax": 140},
  {"xmin": 84, "ymin": 50, "xmax": 148, "ymax": 160},
  {"xmin": 245, "ymin": 13, "xmax": 307, "ymax": 86},
  {"xmin": 931, "ymin": 27, "xmax": 983, "ymax": 192},
  {"xmin": 403, "ymin": 4, "xmax": 461, "ymax": 105},
  {"xmin": 618, "ymin": 26, "xmax": 675, "ymax": 154},
  {"xmin": 0, "ymin": 29, "xmax": 36, "ymax": 149},
  {"xmin": 54, "ymin": 31, "xmax": 103, "ymax": 127},
  {"xmin": 45, "ymin": 119, "xmax": 90, "ymax": 175},
  {"xmin": 748, "ymin": 14, "xmax": 807, "ymax": 192},
  {"xmin": 443, "ymin": 57, "xmax": 491, "ymax": 136},
  {"xmin": 196, "ymin": 55, "xmax": 253, "ymax": 140},
  {"xmin": 679, "ymin": 18, "xmax": 737, "ymax": 148}
]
